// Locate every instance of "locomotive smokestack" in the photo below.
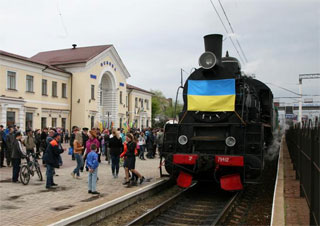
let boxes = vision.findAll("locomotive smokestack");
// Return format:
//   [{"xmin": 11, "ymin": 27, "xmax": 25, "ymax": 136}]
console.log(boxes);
[{"xmin": 204, "ymin": 34, "xmax": 223, "ymax": 64}]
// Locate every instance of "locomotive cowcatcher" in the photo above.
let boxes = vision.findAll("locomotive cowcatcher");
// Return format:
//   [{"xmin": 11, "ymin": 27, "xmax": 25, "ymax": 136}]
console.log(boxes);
[{"xmin": 160, "ymin": 34, "xmax": 276, "ymax": 191}]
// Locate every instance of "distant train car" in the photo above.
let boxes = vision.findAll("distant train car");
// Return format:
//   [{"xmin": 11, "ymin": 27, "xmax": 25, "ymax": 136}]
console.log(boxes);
[{"xmin": 161, "ymin": 34, "xmax": 276, "ymax": 191}]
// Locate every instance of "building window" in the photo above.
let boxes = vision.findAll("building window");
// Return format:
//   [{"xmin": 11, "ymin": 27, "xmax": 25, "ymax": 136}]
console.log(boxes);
[
  {"xmin": 141, "ymin": 98, "xmax": 144, "ymax": 108},
  {"xmin": 91, "ymin": 116, "xmax": 95, "ymax": 129},
  {"xmin": 146, "ymin": 100, "xmax": 149, "ymax": 110},
  {"xmin": 146, "ymin": 119, "xmax": 149, "ymax": 127},
  {"xmin": 120, "ymin": 91, "xmax": 123, "ymax": 104},
  {"xmin": 42, "ymin": 79, "xmax": 47, "ymax": 95},
  {"xmin": 26, "ymin": 112, "xmax": 33, "ymax": 129},
  {"xmin": 7, "ymin": 71, "xmax": 16, "ymax": 90},
  {"xmin": 91, "ymin": 85, "xmax": 95, "ymax": 100},
  {"xmin": 61, "ymin": 118, "xmax": 66, "ymax": 129},
  {"xmin": 52, "ymin": 118, "xmax": 57, "ymax": 128},
  {"xmin": 52, "ymin": 81, "xmax": 57, "ymax": 97},
  {"xmin": 41, "ymin": 117, "xmax": 47, "ymax": 129},
  {"xmin": 26, "ymin": 75, "xmax": 34, "ymax": 92},
  {"xmin": 120, "ymin": 118, "xmax": 123, "ymax": 128},
  {"xmin": 62, "ymin": 83, "xmax": 67, "ymax": 98},
  {"xmin": 6, "ymin": 111, "xmax": 15, "ymax": 127},
  {"xmin": 135, "ymin": 97, "xmax": 138, "ymax": 108}
]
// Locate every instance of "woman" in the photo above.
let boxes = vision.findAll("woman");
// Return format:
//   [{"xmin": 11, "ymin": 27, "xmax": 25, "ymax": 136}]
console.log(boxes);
[
  {"xmin": 109, "ymin": 130, "xmax": 123, "ymax": 178},
  {"xmin": 138, "ymin": 132, "xmax": 146, "ymax": 160},
  {"xmin": 84, "ymin": 130, "xmax": 100, "ymax": 171},
  {"xmin": 122, "ymin": 133, "xmax": 144, "ymax": 187},
  {"xmin": 71, "ymin": 131, "xmax": 84, "ymax": 179}
]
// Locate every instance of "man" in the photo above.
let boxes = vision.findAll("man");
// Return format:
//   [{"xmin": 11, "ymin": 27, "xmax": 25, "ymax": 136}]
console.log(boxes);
[
  {"xmin": 43, "ymin": 133, "xmax": 64, "ymax": 189},
  {"xmin": 156, "ymin": 128, "xmax": 164, "ymax": 156},
  {"xmin": 11, "ymin": 132, "xmax": 26, "ymax": 182},
  {"xmin": 5, "ymin": 126, "xmax": 15, "ymax": 166},
  {"xmin": 40, "ymin": 128, "xmax": 48, "ymax": 163},
  {"xmin": 0, "ymin": 125, "xmax": 6, "ymax": 167},
  {"xmin": 70, "ymin": 126, "xmax": 79, "ymax": 160},
  {"xmin": 82, "ymin": 127, "xmax": 89, "ymax": 154},
  {"xmin": 80, "ymin": 128, "xmax": 89, "ymax": 171},
  {"xmin": 24, "ymin": 129, "xmax": 36, "ymax": 155}
]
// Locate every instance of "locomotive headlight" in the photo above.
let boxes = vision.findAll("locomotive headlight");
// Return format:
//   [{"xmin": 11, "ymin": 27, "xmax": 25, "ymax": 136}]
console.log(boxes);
[
  {"xmin": 199, "ymin": 51, "xmax": 217, "ymax": 69},
  {"xmin": 178, "ymin": 135, "xmax": 188, "ymax": 145},
  {"xmin": 225, "ymin": 136, "xmax": 236, "ymax": 147}
]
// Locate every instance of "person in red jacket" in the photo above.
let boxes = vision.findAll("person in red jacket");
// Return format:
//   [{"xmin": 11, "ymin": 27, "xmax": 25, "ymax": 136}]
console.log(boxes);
[{"xmin": 121, "ymin": 133, "xmax": 144, "ymax": 187}]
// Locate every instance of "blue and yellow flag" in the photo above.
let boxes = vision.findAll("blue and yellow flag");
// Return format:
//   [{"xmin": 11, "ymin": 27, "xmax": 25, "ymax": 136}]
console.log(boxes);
[{"xmin": 187, "ymin": 79, "xmax": 236, "ymax": 112}]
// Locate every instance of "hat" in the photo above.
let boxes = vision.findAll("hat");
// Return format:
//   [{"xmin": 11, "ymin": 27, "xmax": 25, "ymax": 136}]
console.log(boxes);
[
  {"xmin": 89, "ymin": 130, "xmax": 97, "ymax": 138},
  {"xmin": 52, "ymin": 133, "xmax": 61, "ymax": 138},
  {"xmin": 26, "ymin": 129, "xmax": 32, "ymax": 133},
  {"xmin": 82, "ymin": 127, "xmax": 89, "ymax": 131}
]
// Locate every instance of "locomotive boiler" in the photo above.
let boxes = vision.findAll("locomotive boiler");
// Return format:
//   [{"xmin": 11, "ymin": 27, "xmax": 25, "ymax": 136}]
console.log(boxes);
[{"xmin": 161, "ymin": 34, "xmax": 276, "ymax": 191}]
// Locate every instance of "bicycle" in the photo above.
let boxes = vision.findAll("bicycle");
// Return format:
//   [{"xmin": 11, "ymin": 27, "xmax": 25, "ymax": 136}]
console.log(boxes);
[{"xmin": 19, "ymin": 152, "xmax": 43, "ymax": 185}]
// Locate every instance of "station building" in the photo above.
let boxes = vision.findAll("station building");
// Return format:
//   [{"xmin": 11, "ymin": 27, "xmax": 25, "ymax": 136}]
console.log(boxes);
[{"xmin": 0, "ymin": 45, "xmax": 152, "ymax": 131}]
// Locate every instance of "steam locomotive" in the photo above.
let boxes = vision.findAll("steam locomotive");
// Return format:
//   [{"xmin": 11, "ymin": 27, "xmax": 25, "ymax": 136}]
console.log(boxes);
[{"xmin": 161, "ymin": 34, "xmax": 276, "ymax": 191}]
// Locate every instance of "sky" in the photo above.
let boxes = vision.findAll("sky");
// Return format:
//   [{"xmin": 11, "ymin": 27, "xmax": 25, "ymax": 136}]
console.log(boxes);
[{"xmin": 0, "ymin": 0, "xmax": 319, "ymax": 105}]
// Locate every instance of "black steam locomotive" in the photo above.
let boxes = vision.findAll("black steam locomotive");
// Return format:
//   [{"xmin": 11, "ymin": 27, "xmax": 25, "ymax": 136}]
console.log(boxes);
[{"xmin": 161, "ymin": 34, "xmax": 276, "ymax": 191}]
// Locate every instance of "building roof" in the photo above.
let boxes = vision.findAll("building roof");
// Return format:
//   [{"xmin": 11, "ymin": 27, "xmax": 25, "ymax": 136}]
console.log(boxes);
[
  {"xmin": 31, "ymin": 45, "xmax": 112, "ymax": 65},
  {"xmin": 127, "ymin": 84, "xmax": 153, "ymax": 95},
  {"xmin": 0, "ymin": 50, "xmax": 70, "ymax": 74}
]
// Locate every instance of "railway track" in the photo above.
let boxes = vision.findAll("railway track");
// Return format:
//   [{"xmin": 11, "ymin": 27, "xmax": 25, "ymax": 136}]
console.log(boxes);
[{"xmin": 126, "ymin": 182, "xmax": 238, "ymax": 226}]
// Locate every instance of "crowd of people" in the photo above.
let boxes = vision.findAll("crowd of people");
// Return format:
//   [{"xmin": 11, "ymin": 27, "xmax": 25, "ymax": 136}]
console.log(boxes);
[{"xmin": 0, "ymin": 124, "xmax": 164, "ymax": 194}]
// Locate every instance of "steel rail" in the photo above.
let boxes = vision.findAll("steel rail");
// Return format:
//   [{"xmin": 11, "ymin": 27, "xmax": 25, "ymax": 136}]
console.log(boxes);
[
  {"xmin": 126, "ymin": 182, "xmax": 238, "ymax": 226},
  {"xmin": 125, "ymin": 182, "xmax": 197, "ymax": 226}
]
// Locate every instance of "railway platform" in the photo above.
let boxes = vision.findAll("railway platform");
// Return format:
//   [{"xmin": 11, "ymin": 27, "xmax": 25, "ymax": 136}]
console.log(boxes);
[
  {"xmin": 0, "ymin": 145, "xmax": 162, "ymax": 226},
  {"xmin": 272, "ymin": 136, "xmax": 309, "ymax": 226}
]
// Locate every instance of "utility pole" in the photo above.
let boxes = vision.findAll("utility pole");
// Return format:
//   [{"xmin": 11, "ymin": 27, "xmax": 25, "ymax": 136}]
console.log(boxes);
[{"xmin": 298, "ymin": 73, "xmax": 320, "ymax": 125}]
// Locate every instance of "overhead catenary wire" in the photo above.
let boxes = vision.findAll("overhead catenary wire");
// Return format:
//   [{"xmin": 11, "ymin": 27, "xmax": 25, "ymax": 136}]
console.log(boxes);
[
  {"xmin": 209, "ymin": 0, "xmax": 245, "ymax": 64},
  {"xmin": 217, "ymin": 0, "xmax": 248, "ymax": 63},
  {"xmin": 56, "ymin": 0, "xmax": 68, "ymax": 37},
  {"xmin": 266, "ymin": 82, "xmax": 301, "ymax": 96}
]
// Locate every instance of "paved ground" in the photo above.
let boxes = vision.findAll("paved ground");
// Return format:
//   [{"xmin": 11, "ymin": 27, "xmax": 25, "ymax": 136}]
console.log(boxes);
[
  {"xmin": 283, "ymin": 138, "xmax": 309, "ymax": 225},
  {"xmin": 0, "ymin": 144, "xmax": 163, "ymax": 226}
]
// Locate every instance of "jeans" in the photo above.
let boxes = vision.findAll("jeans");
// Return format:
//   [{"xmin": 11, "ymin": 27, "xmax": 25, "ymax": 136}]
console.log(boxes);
[
  {"xmin": 111, "ymin": 155, "xmax": 120, "ymax": 175},
  {"xmin": 12, "ymin": 158, "xmax": 21, "ymax": 182},
  {"xmin": 139, "ymin": 145, "xmax": 145, "ymax": 159},
  {"xmin": 88, "ymin": 168, "xmax": 98, "ymax": 192},
  {"xmin": 102, "ymin": 144, "xmax": 106, "ymax": 156},
  {"xmin": 73, "ymin": 153, "xmax": 83, "ymax": 176},
  {"xmin": 46, "ymin": 164, "xmax": 54, "ymax": 187}
]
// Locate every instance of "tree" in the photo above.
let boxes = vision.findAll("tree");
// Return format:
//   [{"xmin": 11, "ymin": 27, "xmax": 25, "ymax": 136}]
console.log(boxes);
[{"xmin": 151, "ymin": 89, "xmax": 184, "ymax": 127}]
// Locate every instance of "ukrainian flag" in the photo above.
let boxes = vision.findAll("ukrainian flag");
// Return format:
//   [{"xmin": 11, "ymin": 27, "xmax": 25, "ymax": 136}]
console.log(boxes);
[{"xmin": 187, "ymin": 79, "xmax": 236, "ymax": 112}]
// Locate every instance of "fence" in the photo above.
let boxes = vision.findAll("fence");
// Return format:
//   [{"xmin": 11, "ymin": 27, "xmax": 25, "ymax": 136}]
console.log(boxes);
[{"xmin": 286, "ymin": 118, "xmax": 319, "ymax": 226}]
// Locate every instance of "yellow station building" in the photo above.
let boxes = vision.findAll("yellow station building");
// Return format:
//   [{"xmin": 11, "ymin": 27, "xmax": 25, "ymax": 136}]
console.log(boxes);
[{"xmin": 0, "ymin": 45, "xmax": 152, "ymax": 131}]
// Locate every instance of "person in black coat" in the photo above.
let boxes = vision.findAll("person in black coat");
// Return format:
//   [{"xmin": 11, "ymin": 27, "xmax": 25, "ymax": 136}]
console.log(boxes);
[
  {"xmin": 11, "ymin": 132, "xmax": 26, "ymax": 182},
  {"xmin": 6, "ymin": 126, "xmax": 15, "ymax": 166},
  {"xmin": 109, "ymin": 130, "xmax": 123, "ymax": 178},
  {"xmin": 43, "ymin": 133, "xmax": 64, "ymax": 189}
]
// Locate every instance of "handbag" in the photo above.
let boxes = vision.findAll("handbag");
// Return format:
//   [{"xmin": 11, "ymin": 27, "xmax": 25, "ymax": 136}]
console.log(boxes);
[{"xmin": 68, "ymin": 147, "xmax": 73, "ymax": 155}]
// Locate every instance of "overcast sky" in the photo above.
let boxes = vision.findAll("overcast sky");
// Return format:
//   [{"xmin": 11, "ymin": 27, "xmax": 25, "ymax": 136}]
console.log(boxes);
[{"xmin": 1, "ymin": 0, "xmax": 319, "ymax": 105}]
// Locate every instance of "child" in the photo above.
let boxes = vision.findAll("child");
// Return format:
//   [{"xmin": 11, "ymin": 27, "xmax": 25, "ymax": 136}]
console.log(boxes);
[{"xmin": 86, "ymin": 143, "xmax": 100, "ymax": 195}]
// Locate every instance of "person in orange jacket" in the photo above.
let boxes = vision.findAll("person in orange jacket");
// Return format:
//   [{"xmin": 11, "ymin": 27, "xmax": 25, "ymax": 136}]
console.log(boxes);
[{"xmin": 121, "ymin": 133, "xmax": 144, "ymax": 187}]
